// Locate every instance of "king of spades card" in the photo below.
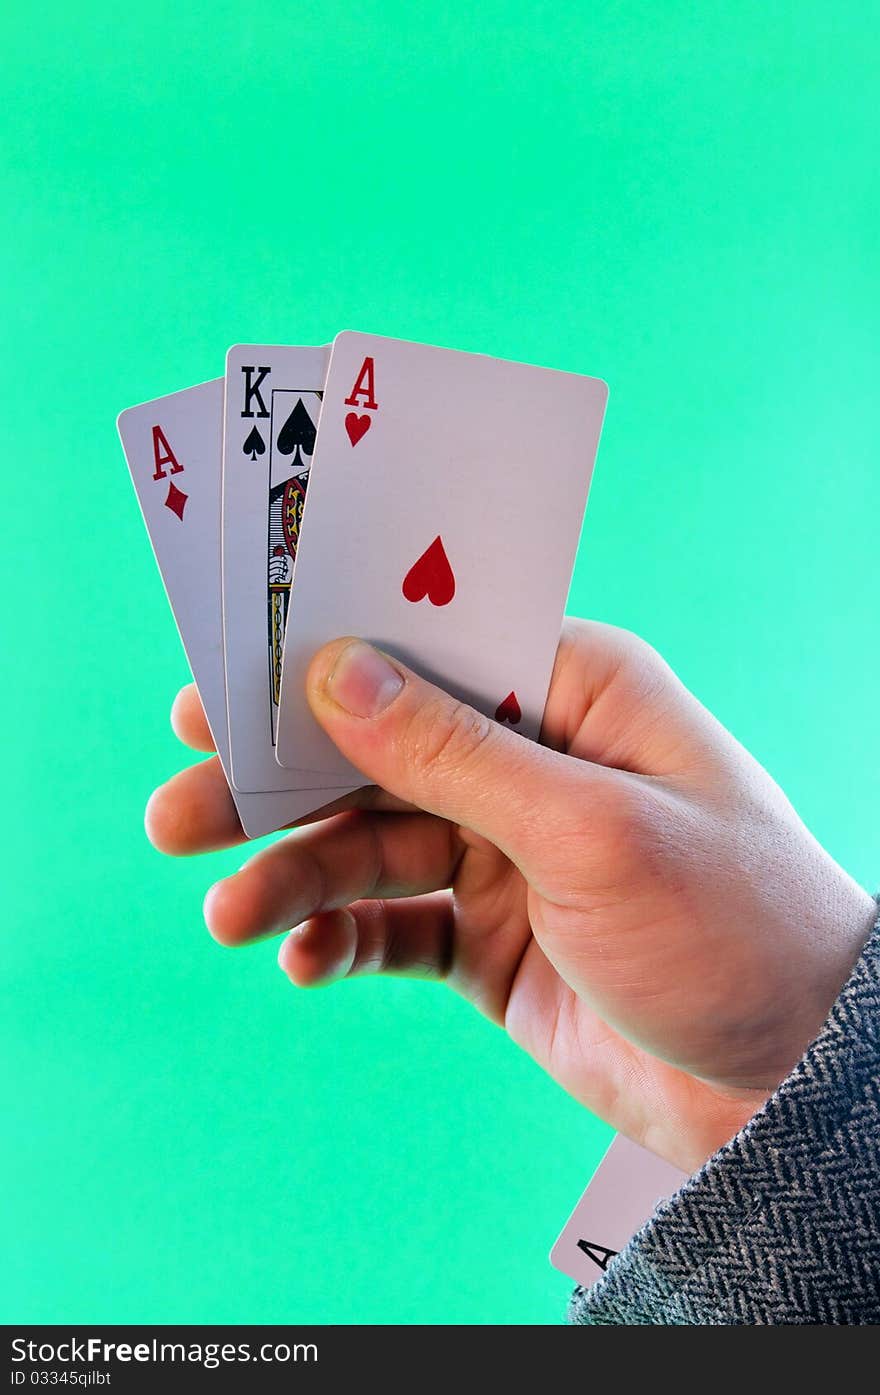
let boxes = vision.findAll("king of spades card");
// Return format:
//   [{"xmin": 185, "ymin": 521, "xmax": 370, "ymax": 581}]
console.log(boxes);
[{"xmin": 266, "ymin": 392, "xmax": 319, "ymax": 739}]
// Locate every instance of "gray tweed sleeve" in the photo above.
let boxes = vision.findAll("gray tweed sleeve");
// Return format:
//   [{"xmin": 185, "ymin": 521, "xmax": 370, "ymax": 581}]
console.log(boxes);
[{"xmin": 568, "ymin": 904, "xmax": 880, "ymax": 1325}]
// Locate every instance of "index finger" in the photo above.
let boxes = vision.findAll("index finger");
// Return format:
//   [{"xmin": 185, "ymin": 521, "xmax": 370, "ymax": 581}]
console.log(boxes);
[{"xmin": 146, "ymin": 755, "xmax": 416, "ymax": 856}]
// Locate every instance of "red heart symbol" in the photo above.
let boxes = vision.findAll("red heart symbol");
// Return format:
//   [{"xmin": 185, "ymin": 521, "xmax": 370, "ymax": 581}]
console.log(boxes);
[
  {"xmin": 401, "ymin": 535, "xmax": 456, "ymax": 606},
  {"xmin": 345, "ymin": 412, "xmax": 371, "ymax": 446},
  {"xmin": 494, "ymin": 691, "xmax": 522, "ymax": 724}
]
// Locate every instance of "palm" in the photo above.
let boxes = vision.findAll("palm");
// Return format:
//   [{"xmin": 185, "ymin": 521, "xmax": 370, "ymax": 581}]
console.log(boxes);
[{"xmin": 432, "ymin": 840, "xmax": 760, "ymax": 1170}]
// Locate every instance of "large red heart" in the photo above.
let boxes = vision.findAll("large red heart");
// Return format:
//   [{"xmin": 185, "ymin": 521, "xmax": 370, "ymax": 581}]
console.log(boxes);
[
  {"xmin": 401, "ymin": 535, "xmax": 456, "ymax": 606},
  {"xmin": 494, "ymin": 691, "xmax": 521, "ymax": 724},
  {"xmin": 345, "ymin": 412, "xmax": 371, "ymax": 446}
]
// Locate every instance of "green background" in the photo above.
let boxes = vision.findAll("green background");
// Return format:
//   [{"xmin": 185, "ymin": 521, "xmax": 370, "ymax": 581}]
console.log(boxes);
[{"xmin": 3, "ymin": 2, "xmax": 877, "ymax": 1324}]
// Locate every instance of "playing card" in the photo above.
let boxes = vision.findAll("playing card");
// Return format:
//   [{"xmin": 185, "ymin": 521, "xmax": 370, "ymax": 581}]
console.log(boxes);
[
  {"xmin": 222, "ymin": 344, "xmax": 354, "ymax": 794},
  {"xmin": 275, "ymin": 331, "xmax": 608, "ymax": 778},
  {"xmin": 118, "ymin": 380, "xmax": 358, "ymax": 839},
  {"xmin": 550, "ymin": 1135, "xmax": 687, "ymax": 1290}
]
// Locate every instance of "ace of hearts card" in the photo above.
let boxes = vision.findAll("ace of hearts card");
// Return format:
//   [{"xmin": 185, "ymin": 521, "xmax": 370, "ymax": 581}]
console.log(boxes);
[{"xmin": 275, "ymin": 332, "xmax": 608, "ymax": 780}]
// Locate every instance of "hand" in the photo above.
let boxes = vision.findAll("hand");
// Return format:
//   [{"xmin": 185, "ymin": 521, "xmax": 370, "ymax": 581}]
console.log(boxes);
[{"xmin": 146, "ymin": 620, "xmax": 875, "ymax": 1171}]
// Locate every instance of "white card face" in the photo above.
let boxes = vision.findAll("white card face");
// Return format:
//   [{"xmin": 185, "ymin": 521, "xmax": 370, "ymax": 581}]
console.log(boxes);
[
  {"xmin": 275, "ymin": 332, "xmax": 608, "ymax": 778},
  {"xmin": 550, "ymin": 1134, "xmax": 687, "ymax": 1291},
  {"xmin": 222, "ymin": 344, "xmax": 353, "ymax": 793},
  {"xmin": 118, "ymin": 381, "xmax": 357, "ymax": 839}
]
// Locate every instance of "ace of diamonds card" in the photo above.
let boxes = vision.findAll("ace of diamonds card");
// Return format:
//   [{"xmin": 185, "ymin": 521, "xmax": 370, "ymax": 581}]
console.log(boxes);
[{"xmin": 117, "ymin": 381, "xmax": 356, "ymax": 839}]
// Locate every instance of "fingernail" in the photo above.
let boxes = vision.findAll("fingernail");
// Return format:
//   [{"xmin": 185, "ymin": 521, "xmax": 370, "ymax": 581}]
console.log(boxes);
[
  {"xmin": 277, "ymin": 927, "xmax": 303, "ymax": 974},
  {"xmin": 325, "ymin": 641, "xmax": 404, "ymax": 718},
  {"xmin": 202, "ymin": 881, "xmax": 222, "ymax": 931}
]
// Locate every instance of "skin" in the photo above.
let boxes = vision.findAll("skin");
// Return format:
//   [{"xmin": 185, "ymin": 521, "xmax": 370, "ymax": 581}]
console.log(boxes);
[{"xmin": 146, "ymin": 619, "xmax": 876, "ymax": 1172}]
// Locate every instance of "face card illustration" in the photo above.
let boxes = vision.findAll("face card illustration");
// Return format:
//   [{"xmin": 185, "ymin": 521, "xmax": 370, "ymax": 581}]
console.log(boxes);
[
  {"xmin": 222, "ymin": 344, "xmax": 353, "ymax": 793},
  {"xmin": 275, "ymin": 331, "xmax": 608, "ymax": 778},
  {"xmin": 118, "ymin": 381, "xmax": 358, "ymax": 838},
  {"xmin": 550, "ymin": 1134, "xmax": 687, "ymax": 1291}
]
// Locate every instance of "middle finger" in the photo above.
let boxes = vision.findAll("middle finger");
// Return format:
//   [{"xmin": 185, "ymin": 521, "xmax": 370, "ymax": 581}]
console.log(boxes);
[{"xmin": 204, "ymin": 809, "xmax": 460, "ymax": 946}]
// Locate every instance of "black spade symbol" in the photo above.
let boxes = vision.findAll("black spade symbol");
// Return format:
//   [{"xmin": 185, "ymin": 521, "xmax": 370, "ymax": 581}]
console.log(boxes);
[
  {"xmin": 243, "ymin": 425, "xmax": 266, "ymax": 461},
  {"xmin": 276, "ymin": 398, "xmax": 316, "ymax": 470}
]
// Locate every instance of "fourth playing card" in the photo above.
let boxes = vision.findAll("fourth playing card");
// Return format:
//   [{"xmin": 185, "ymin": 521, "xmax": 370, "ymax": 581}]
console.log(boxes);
[
  {"xmin": 550, "ymin": 1134, "xmax": 687, "ymax": 1291},
  {"xmin": 275, "ymin": 332, "xmax": 608, "ymax": 779}
]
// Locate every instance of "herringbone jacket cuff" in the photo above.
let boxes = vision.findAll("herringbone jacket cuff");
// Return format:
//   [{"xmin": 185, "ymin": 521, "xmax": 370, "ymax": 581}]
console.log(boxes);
[{"xmin": 568, "ymin": 904, "xmax": 880, "ymax": 1324}]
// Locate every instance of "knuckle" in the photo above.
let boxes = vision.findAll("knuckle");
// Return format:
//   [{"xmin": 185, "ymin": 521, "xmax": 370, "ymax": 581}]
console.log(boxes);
[
  {"xmin": 608, "ymin": 629, "xmax": 679, "ymax": 714},
  {"xmin": 402, "ymin": 695, "xmax": 496, "ymax": 783},
  {"xmin": 614, "ymin": 626, "xmax": 667, "ymax": 677},
  {"xmin": 555, "ymin": 620, "xmax": 677, "ymax": 721}
]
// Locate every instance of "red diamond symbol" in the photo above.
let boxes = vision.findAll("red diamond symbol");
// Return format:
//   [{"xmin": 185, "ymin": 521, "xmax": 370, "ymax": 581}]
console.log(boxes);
[{"xmin": 164, "ymin": 481, "xmax": 188, "ymax": 520}]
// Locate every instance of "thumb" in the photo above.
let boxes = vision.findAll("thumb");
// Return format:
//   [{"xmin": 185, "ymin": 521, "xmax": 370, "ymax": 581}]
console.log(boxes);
[{"xmin": 306, "ymin": 637, "xmax": 588, "ymax": 857}]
